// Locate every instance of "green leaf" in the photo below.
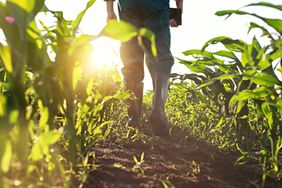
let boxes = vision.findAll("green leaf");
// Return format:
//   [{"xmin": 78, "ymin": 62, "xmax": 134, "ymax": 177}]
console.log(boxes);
[
  {"xmin": 113, "ymin": 91, "xmax": 130, "ymax": 100},
  {"xmin": 243, "ymin": 69, "xmax": 256, "ymax": 77},
  {"xmin": 139, "ymin": 28, "xmax": 157, "ymax": 56},
  {"xmin": 38, "ymin": 100, "xmax": 49, "ymax": 127},
  {"xmin": 73, "ymin": 66, "xmax": 83, "ymax": 90},
  {"xmin": 93, "ymin": 121, "xmax": 111, "ymax": 140},
  {"xmin": 111, "ymin": 70, "xmax": 122, "ymax": 82},
  {"xmin": 261, "ymin": 102, "xmax": 274, "ymax": 127},
  {"xmin": 202, "ymin": 36, "xmax": 245, "ymax": 52},
  {"xmin": 0, "ymin": 95, "xmax": 7, "ymax": 116},
  {"xmin": 0, "ymin": 44, "xmax": 13, "ymax": 73},
  {"xmin": 8, "ymin": 0, "xmax": 35, "ymax": 13},
  {"xmin": 2, "ymin": 2, "xmax": 28, "ymax": 59},
  {"xmin": 241, "ymin": 45, "xmax": 253, "ymax": 68},
  {"xmin": 1, "ymin": 140, "xmax": 12, "ymax": 173},
  {"xmin": 26, "ymin": 22, "xmax": 49, "ymax": 71},
  {"xmin": 133, "ymin": 156, "xmax": 138, "ymax": 164},
  {"xmin": 87, "ymin": 79, "xmax": 94, "ymax": 95},
  {"xmin": 270, "ymin": 49, "xmax": 282, "ymax": 61},
  {"xmin": 229, "ymin": 90, "xmax": 259, "ymax": 107},
  {"xmin": 69, "ymin": 34, "xmax": 96, "ymax": 55},
  {"xmin": 246, "ymin": 2, "xmax": 282, "ymax": 12},
  {"xmin": 140, "ymin": 152, "xmax": 145, "ymax": 162},
  {"xmin": 236, "ymin": 100, "xmax": 247, "ymax": 114},
  {"xmin": 113, "ymin": 163, "xmax": 125, "ymax": 169},
  {"xmin": 251, "ymin": 36, "xmax": 262, "ymax": 54},
  {"xmin": 100, "ymin": 20, "xmax": 137, "ymax": 42},
  {"xmin": 31, "ymin": 0, "xmax": 45, "ymax": 16},
  {"xmin": 183, "ymin": 49, "xmax": 214, "ymax": 59},
  {"xmin": 216, "ymin": 9, "xmax": 282, "ymax": 34},
  {"xmin": 251, "ymin": 72, "xmax": 281, "ymax": 87},
  {"xmin": 258, "ymin": 58, "xmax": 271, "ymax": 70},
  {"xmin": 215, "ymin": 74, "xmax": 236, "ymax": 81},
  {"xmin": 40, "ymin": 130, "xmax": 61, "ymax": 146},
  {"xmin": 9, "ymin": 110, "xmax": 18, "ymax": 124},
  {"xmin": 30, "ymin": 141, "xmax": 43, "ymax": 161},
  {"xmin": 178, "ymin": 59, "xmax": 206, "ymax": 73},
  {"xmin": 263, "ymin": 18, "xmax": 282, "ymax": 34},
  {"xmin": 186, "ymin": 64, "xmax": 205, "ymax": 73},
  {"xmin": 197, "ymin": 80, "xmax": 216, "ymax": 89},
  {"xmin": 277, "ymin": 98, "xmax": 282, "ymax": 111},
  {"xmin": 253, "ymin": 87, "xmax": 273, "ymax": 97},
  {"xmin": 215, "ymin": 118, "xmax": 225, "ymax": 128},
  {"xmin": 30, "ymin": 130, "xmax": 61, "ymax": 161},
  {"xmin": 72, "ymin": 0, "xmax": 96, "ymax": 36},
  {"xmin": 248, "ymin": 22, "xmax": 272, "ymax": 38},
  {"xmin": 216, "ymin": 10, "xmax": 248, "ymax": 17},
  {"xmin": 214, "ymin": 50, "xmax": 239, "ymax": 61}
]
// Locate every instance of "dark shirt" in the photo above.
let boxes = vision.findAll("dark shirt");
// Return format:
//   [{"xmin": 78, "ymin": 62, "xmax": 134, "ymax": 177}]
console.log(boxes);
[
  {"xmin": 118, "ymin": 0, "xmax": 169, "ymax": 11},
  {"xmin": 118, "ymin": 0, "xmax": 169, "ymax": 20}
]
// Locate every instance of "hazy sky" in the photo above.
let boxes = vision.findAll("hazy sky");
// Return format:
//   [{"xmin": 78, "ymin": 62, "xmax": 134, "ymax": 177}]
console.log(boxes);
[{"xmin": 1, "ymin": 0, "xmax": 282, "ymax": 90}]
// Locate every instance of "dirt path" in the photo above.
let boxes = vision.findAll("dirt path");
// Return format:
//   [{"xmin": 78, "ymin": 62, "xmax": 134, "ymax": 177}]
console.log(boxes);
[{"xmin": 84, "ymin": 134, "xmax": 259, "ymax": 188}]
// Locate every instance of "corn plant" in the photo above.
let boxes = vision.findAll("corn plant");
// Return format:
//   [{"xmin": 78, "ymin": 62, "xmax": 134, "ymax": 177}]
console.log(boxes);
[
  {"xmin": 0, "ymin": 1, "xmax": 51, "ymax": 186},
  {"xmin": 0, "ymin": 0, "xmax": 157, "ymax": 186},
  {"xmin": 176, "ymin": 2, "xmax": 282, "ymax": 186}
]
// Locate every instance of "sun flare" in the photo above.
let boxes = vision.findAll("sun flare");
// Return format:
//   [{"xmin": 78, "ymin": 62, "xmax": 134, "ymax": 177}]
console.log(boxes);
[{"xmin": 91, "ymin": 38, "xmax": 121, "ymax": 70}]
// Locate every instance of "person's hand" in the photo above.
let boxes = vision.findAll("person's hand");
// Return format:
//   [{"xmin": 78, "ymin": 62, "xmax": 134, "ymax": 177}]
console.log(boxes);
[
  {"xmin": 106, "ymin": 1, "xmax": 117, "ymax": 22},
  {"xmin": 170, "ymin": 19, "xmax": 178, "ymax": 27},
  {"xmin": 107, "ymin": 11, "xmax": 117, "ymax": 21}
]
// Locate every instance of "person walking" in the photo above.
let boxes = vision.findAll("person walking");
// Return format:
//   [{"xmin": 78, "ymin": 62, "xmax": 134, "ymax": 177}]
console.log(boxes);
[{"xmin": 105, "ymin": 0, "xmax": 183, "ymax": 137}]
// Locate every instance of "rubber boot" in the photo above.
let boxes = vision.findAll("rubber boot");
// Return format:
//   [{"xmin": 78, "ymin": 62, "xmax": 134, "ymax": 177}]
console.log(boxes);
[
  {"xmin": 149, "ymin": 73, "xmax": 170, "ymax": 137},
  {"xmin": 126, "ymin": 81, "xmax": 143, "ymax": 127}
]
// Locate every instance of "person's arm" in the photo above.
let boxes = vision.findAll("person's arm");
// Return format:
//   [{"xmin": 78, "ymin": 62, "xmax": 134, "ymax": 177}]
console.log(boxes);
[
  {"xmin": 105, "ymin": 0, "xmax": 117, "ymax": 21},
  {"xmin": 176, "ymin": 0, "xmax": 183, "ymax": 11}
]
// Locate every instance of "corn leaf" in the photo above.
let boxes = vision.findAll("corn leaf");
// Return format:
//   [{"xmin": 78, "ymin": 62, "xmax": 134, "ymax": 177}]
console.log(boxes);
[
  {"xmin": 30, "ymin": 130, "xmax": 61, "ymax": 161},
  {"xmin": 72, "ymin": 0, "xmax": 96, "ymax": 36},
  {"xmin": 229, "ymin": 90, "xmax": 260, "ymax": 107},
  {"xmin": 0, "ymin": 44, "xmax": 13, "ymax": 73},
  {"xmin": 139, "ymin": 28, "xmax": 157, "ymax": 57},
  {"xmin": 248, "ymin": 22, "xmax": 273, "ymax": 39},
  {"xmin": 8, "ymin": 0, "xmax": 35, "ymax": 13},
  {"xmin": 246, "ymin": 2, "xmax": 282, "ymax": 12},
  {"xmin": 202, "ymin": 36, "xmax": 245, "ymax": 52},
  {"xmin": 251, "ymin": 72, "xmax": 281, "ymax": 87},
  {"xmin": 100, "ymin": 20, "xmax": 137, "ymax": 42},
  {"xmin": 261, "ymin": 102, "xmax": 274, "ymax": 127},
  {"xmin": 1, "ymin": 140, "xmax": 12, "ymax": 173},
  {"xmin": 216, "ymin": 10, "xmax": 282, "ymax": 34},
  {"xmin": 214, "ymin": 50, "xmax": 239, "ymax": 62}
]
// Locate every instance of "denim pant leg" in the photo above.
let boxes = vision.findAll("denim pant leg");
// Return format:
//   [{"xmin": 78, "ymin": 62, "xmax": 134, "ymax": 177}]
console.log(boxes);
[
  {"xmin": 120, "ymin": 37, "xmax": 145, "ymax": 83},
  {"xmin": 119, "ymin": 7, "xmax": 173, "ymax": 83},
  {"xmin": 118, "ymin": 8, "xmax": 145, "ymax": 83},
  {"xmin": 144, "ymin": 8, "xmax": 174, "ymax": 76}
]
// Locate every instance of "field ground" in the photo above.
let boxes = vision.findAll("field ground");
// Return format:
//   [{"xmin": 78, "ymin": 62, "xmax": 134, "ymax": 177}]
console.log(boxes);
[{"xmin": 84, "ymin": 127, "xmax": 262, "ymax": 188}]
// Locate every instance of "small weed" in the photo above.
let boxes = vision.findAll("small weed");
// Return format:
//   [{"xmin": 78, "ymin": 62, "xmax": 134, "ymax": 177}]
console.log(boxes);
[{"xmin": 132, "ymin": 152, "xmax": 145, "ymax": 175}]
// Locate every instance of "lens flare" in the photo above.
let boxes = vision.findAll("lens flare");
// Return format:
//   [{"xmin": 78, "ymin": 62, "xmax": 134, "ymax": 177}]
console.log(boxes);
[{"xmin": 91, "ymin": 37, "xmax": 121, "ymax": 71}]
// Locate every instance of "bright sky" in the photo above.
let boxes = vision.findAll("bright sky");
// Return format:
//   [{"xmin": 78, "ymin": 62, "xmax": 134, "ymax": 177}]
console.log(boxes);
[{"xmin": 1, "ymin": 0, "xmax": 282, "ymax": 90}]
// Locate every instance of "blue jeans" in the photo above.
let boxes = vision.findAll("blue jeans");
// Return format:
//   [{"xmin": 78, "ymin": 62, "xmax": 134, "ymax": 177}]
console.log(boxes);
[{"xmin": 119, "ymin": 7, "xmax": 174, "ymax": 84}]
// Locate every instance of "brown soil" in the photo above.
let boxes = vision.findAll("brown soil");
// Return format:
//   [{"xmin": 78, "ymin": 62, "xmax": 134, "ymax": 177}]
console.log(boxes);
[{"xmin": 84, "ymin": 132, "xmax": 262, "ymax": 188}]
